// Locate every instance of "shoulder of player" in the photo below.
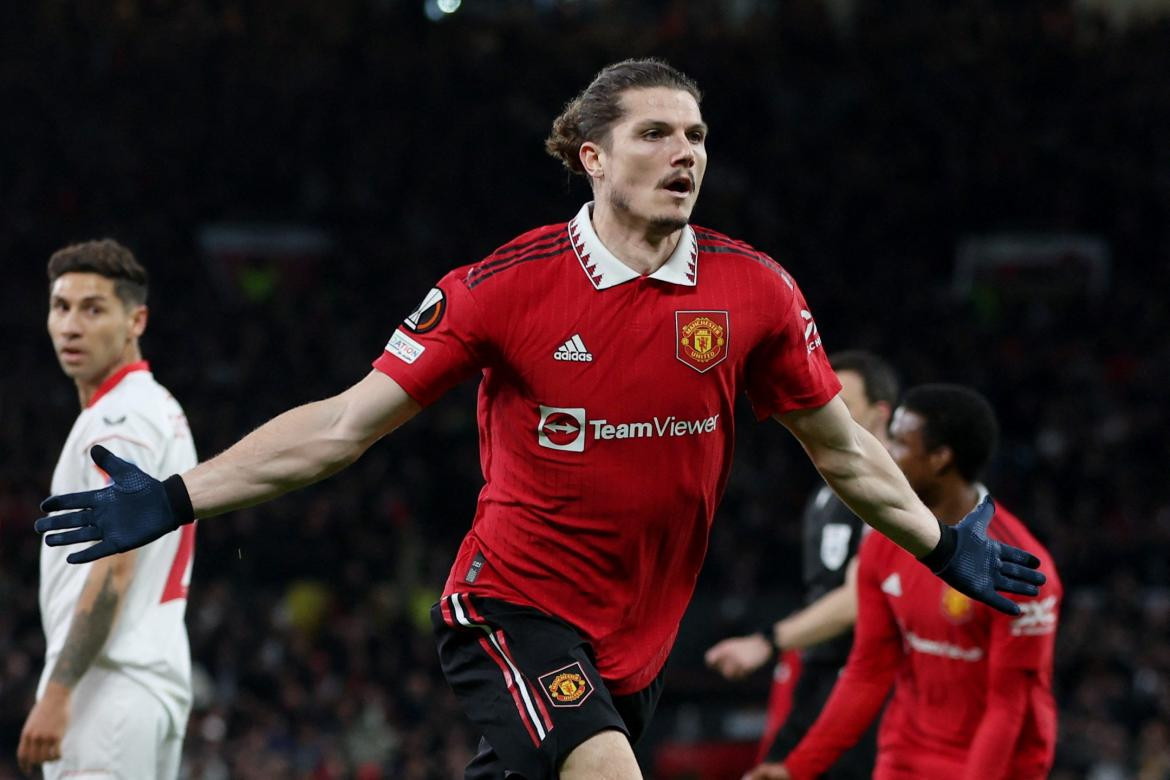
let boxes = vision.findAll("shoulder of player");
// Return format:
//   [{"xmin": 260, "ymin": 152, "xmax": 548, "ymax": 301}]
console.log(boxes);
[
  {"xmin": 87, "ymin": 373, "xmax": 177, "ymax": 439},
  {"xmin": 457, "ymin": 222, "xmax": 572, "ymax": 292},
  {"xmin": 692, "ymin": 226, "xmax": 793, "ymax": 283}
]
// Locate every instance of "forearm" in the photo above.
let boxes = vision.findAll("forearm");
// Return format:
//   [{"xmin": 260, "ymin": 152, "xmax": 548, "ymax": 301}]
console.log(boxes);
[
  {"xmin": 184, "ymin": 398, "xmax": 363, "ymax": 517},
  {"xmin": 48, "ymin": 553, "xmax": 134, "ymax": 692},
  {"xmin": 806, "ymin": 421, "xmax": 938, "ymax": 557},
  {"xmin": 776, "ymin": 584, "xmax": 855, "ymax": 651},
  {"xmin": 184, "ymin": 372, "xmax": 421, "ymax": 518}
]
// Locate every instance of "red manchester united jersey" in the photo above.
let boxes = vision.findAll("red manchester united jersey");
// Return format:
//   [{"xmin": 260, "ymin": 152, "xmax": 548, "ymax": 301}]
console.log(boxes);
[
  {"xmin": 785, "ymin": 500, "xmax": 1062, "ymax": 779},
  {"xmin": 374, "ymin": 203, "xmax": 841, "ymax": 694}
]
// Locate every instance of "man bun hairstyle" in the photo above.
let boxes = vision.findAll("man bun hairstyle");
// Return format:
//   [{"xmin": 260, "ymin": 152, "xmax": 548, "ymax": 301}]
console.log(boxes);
[
  {"xmin": 829, "ymin": 350, "xmax": 900, "ymax": 407},
  {"xmin": 48, "ymin": 239, "xmax": 149, "ymax": 308},
  {"xmin": 545, "ymin": 58, "xmax": 703, "ymax": 176},
  {"xmin": 901, "ymin": 384, "xmax": 999, "ymax": 483}
]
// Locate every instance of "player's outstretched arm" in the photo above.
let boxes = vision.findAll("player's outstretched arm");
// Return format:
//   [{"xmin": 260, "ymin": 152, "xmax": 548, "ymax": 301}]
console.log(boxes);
[
  {"xmin": 776, "ymin": 397, "xmax": 1044, "ymax": 615},
  {"xmin": 37, "ymin": 371, "xmax": 421, "ymax": 563}
]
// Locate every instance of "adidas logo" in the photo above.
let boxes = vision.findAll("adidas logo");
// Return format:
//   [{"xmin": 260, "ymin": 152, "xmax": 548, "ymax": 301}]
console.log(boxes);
[
  {"xmin": 881, "ymin": 573, "xmax": 903, "ymax": 597},
  {"xmin": 554, "ymin": 334, "xmax": 593, "ymax": 362}
]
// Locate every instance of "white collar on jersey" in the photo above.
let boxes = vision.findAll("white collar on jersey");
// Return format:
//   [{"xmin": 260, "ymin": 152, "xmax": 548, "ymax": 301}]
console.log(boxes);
[{"xmin": 567, "ymin": 202, "xmax": 698, "ymax": 290}]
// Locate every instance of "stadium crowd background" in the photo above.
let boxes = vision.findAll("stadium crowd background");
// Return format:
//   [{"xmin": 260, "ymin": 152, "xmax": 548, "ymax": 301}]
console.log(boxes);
[{"xmin": 2, "ymin": 0, "xmax": 1169, "ymax": 777}]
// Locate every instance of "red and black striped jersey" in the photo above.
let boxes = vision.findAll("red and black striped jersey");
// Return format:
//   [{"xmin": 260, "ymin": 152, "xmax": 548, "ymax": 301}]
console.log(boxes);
[{"xmin": 374, "ymin": 203, "xmax": 841, "ymax": 694}]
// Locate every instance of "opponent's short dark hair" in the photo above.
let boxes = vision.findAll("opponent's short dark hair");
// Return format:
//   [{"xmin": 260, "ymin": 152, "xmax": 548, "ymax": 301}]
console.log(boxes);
[
  {"xmin": 900, "ymin": 384, "xmax": 999, "ymax": 483},
  {"xmin": 47, "ymin": 239, "xmax": 148, "ymax": 308},
  {"xmin": 829, "ymin": 350, "xmax": 900, "ymax": 407},
  {"xmin": 545, "ymin": 58, "xmax": 702, "ymax": 176}
]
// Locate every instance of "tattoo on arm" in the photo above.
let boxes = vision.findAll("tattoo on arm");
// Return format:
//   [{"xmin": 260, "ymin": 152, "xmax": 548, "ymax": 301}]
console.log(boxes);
[{"xmin": 49, "ymin": 568, "xmax": 123, "ymax": 689}]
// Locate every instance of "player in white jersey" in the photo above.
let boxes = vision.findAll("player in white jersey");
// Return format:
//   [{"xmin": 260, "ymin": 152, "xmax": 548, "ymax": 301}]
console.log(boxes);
[{"xmin": 18, "ymin": 240, "xmax": 198, "ymax": 779}]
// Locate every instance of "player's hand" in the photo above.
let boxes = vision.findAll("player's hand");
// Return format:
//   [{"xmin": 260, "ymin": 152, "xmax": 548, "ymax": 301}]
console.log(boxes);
[
  {"xmin": 743, "ymin": 762, "xmax": 791, "ymax": 780},
  {"xmin": 35, "ymin": 445, "xmax": 194, "ymax": 564},
  {"xmin": 922, "ymin": 495, "xmax": 1045, "ymax": 616},
  {"xmin": 17, "ymin": 684, "xmax": 70, "ymax": 774},
  {"xmin": 704, "ymin": 634, "xmax": 774, "ymax": 680}
]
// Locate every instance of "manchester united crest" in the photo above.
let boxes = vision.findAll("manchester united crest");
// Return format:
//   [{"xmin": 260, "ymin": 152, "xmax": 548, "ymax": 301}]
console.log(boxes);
[
  {"xmin": 941, "ymin": 586, "xmax": 975, "ymax": 624},
  {"xmin": 676, "ymin": 311, "xmax": 729, "ymax": 373},
  {"xmin": 538, "ymin": 662, "xmax": 594, "ymax": 707}
]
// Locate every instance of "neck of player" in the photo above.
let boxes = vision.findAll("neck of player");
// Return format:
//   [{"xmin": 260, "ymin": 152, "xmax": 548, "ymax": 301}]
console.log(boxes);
[
  {"xmin": 591, "ymin": 200, "xmax": 684, "ymax": 277},
  {"xmin": 932, "ymin": 481, "xmax": 983, "ymax": 527},
  {"xmin": 77, "ymin": 343, "xmax": 143, "ymax": 409}
]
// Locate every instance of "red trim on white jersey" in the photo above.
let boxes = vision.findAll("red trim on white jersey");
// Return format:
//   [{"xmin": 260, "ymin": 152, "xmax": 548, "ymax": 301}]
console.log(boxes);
[{"xmin": 86, "ymin": 360, "xmax": 151, "ymax": 409}]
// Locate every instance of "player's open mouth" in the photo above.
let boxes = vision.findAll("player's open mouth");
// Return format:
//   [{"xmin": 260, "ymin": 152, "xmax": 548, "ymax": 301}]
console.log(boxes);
[{"xmin": 661, "ymin": 174, "xmax": 694, "ymax": 196}]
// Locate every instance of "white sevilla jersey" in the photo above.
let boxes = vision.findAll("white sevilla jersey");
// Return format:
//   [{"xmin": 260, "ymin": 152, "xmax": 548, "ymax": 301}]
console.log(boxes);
[{"xmin": 39, "ymin": 362, "xmax": 198, "ymax": 736}]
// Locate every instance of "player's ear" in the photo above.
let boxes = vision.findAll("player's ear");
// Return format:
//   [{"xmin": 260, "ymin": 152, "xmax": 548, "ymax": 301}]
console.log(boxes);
[
  {"xmin": 129, "ymin": 304, "xmax": 148, "ymax": 339},
  {"xmin": 580, "ymin": 141, "xmax": 604, "ymax": 181},
  {"xmin": 929, "ymin": 445, "xmax": 955, "ymax": 477}
]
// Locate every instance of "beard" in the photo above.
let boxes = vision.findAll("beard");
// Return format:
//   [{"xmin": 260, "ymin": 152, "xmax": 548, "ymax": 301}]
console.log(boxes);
[{"xmin": 609, "ymin": 189, "xmax": 690, "ymax": 235}]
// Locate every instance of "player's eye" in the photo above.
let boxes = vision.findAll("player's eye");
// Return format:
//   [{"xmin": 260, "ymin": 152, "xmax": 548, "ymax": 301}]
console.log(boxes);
[
  {"xmin": 688, "ymin": 130, "xmax": 706, "ymax": 143},
  {"xmin": 643, "ymin": 128, "xmax": 663, "ymax": 140}
]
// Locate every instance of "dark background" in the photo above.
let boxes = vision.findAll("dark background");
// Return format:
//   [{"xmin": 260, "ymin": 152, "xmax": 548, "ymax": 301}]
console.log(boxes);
[{"xmin": 2, "ymin": 0, "xmax": 1169, "ymax": 777}]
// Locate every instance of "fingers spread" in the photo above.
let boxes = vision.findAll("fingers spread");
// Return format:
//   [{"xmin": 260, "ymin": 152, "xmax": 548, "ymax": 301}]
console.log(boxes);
[
  {"xmin": 35, "ymin": 511, "xmax": 92, "ymax": 533},
  {"xmin": 984, "ymin": 592, "xmax": 1023, "ymax": 616},
  {"xmin": 90, "ymin": 444, "xmax": 134, "ymax": 479},
  {"xmin": 67, "ymin": 540, "xmax": 119, "ymax": 564},
  {"xmin": 1000, "ymin": 544, "xmax": 1042, "ymax": 569},
  {"xmin": 40, "ymin": 490, "xmax": 101, "ymax": 513},
  {"xmin": 43, "ymin": 526, "xmax": 103, "ymax": 547}
]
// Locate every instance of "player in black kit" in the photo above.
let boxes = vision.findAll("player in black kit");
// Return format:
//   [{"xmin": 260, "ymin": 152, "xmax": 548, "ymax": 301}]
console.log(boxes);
[{"xmin": 705, "ymin": 351, "xmax": 899, "ymax": 777}]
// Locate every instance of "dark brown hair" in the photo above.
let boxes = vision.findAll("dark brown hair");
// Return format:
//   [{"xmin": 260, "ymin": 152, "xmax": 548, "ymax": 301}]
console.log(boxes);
[
  {"xmin": 545, "ymin": 58, "xmax": 703, "ymax": 176},
  {"xmin": 47, "ymin": 239, "xmax": 149, "ymax": 307}
]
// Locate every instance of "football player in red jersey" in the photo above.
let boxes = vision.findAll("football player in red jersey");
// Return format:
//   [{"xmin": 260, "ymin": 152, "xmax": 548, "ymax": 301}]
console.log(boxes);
[
  {"xmin": 754, "ymin": 384, "xmax": 1061, "ymax": 780},
  {"xmin": 38, "ymin": 62, "xmax": 1045, "ymax": 780}
]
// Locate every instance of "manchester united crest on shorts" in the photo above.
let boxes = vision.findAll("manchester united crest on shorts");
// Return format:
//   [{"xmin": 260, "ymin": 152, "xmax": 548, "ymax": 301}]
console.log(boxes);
[
  {"xmin": 676, "ymin": 311, "xmax": 729, "ymax": 373},
  {"xmin": 538, "ymin": 661, "xmax": 594, "ymax": 708}
]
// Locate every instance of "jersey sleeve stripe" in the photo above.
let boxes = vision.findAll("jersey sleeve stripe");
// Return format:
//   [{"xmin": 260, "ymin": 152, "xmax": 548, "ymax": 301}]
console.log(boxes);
[
  {"xmin": 466, "ymin": 242, "xmax": 570, "ymax": 289},
  {"xmin": 467, "ymin": 234, "xmax": 570, "ymax": 280},
  {"xmin": 698, "ymin": 242, "xmax": 792, "ymax": 280}
]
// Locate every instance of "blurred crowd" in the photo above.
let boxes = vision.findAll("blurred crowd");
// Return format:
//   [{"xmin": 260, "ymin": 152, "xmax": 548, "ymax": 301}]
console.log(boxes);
[{"xmin": 2, "ymin": 0, "xmax": 1169, "ymax": 777}]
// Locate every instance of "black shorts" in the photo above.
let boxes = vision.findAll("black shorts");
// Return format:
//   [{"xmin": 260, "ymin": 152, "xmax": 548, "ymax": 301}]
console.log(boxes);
[
  {"xmin": 765, "ymin": 659, "xmax": 878, "ymax": 777},
  {"xmin": 432, "ymin": 593, "xmax": 665, "ymax": 780}
]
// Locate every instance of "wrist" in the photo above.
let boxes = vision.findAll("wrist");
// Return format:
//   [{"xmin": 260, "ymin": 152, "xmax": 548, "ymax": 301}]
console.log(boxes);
[
  {"xmin": 918, "ymin": 520, "xmax": 957, "ymax": 573},
  {"xmin": 41, "ymin": 680, "xmax": 72, "ymax": 704},
  {"xmin": 755, "ymin": 622, "xmax": 780, "ymax": 655},
  {"xmin": 162, "ymin": 474, "xmax": 195, "ymax": 526}
]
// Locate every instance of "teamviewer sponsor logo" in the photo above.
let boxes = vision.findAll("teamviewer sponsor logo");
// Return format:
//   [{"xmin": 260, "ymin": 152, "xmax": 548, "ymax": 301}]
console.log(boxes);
[
  {"xmin": 537, "ymin": 406, "xmax": 587, "ymax": 452},
  {"xmin": 537, "ymin": 405, "xmax": 720, "ymax": 452}
]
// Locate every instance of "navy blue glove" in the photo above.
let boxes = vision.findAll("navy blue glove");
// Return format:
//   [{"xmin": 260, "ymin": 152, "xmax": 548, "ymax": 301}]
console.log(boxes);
[
  {"xmin": 918, "ymin": 495, "xmax": 1045, "ymax": 616},
  {"xmin": 35, "ymin": 445, "xmax": 194, "ymax": 564}
]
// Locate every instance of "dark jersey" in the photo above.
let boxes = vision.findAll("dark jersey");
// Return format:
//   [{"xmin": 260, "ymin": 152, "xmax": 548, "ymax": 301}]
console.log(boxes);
[{"xmin": 799, "ymin": 484, "xmax": 867, "ymax": 665}]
